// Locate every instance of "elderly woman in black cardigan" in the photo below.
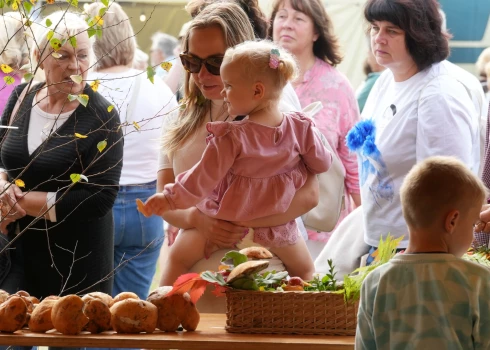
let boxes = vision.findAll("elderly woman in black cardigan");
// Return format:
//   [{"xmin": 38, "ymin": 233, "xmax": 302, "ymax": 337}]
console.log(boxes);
[{"xmin": 0, "ymin": 11, "xmax": 123, "ymax": 298}]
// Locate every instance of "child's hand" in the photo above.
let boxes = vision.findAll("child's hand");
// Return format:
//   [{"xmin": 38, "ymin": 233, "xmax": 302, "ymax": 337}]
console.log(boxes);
[{"xmin": 138, "ymin": 193, "xmax": 171, "ymax": 217}]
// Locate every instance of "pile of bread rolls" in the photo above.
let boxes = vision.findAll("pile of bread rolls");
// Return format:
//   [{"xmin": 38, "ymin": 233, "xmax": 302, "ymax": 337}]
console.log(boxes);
[{"xmin": 0, "ymin": 288, "xmax": 199, "ymax": 335}]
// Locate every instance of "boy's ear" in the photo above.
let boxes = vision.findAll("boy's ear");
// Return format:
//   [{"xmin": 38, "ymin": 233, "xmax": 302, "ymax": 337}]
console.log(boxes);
[
  {"xmin": 444, "ymin": 209, "xmax": 460, "ymax": 234},
  {"xmin": 253, "ymin": 82, "xmax": 265, "ymax": 100}
]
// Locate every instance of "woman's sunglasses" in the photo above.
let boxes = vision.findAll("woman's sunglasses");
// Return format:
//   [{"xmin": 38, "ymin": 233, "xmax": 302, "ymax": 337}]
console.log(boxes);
[{"xmin": 180, "ymin": 53, "xmax": 224, "ymax": 76}]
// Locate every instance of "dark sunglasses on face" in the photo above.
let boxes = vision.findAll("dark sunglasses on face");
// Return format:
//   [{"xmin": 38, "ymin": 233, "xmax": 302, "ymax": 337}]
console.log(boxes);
[{"xmin": 180, "ymin": 53, "xmax": 224, "ymax": 75}]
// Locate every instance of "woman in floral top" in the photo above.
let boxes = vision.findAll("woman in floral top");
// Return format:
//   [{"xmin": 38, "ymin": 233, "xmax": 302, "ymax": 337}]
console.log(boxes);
[{"xmin": 270, "ymin": 0, "xmax": 361, "ymax": 257}]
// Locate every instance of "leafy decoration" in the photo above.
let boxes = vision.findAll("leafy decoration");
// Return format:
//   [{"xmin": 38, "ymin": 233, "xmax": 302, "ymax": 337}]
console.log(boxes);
[
  {"xmin": 15, "ymin": 179, "xmax": 25, "ymax": 188},
  {"xmin": 97, "ymin": 140, "xmax": 107, "ymax": 153},
  {"xmin": 3, "ymin": 76, "xmax": 15, "ymax": 85},
  {"xmin": 146, "ymin": 66, "xmax": 155, "ymax": 84},
  {"xmin": 0, "ymin": 64, "xmax": 13, "ymax": 73},
  {"xmin": 220, "ymin": 251, "xmax": 248, "ymax": 267}
]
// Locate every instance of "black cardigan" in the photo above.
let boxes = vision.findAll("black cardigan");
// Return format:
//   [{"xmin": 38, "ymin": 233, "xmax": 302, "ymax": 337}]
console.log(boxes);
[{"xmin": 0, "ymin": 83, "xmax": 123, "ymax": 298}]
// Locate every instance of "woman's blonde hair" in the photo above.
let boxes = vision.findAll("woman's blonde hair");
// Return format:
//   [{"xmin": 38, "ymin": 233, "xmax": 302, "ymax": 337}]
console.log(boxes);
[
  {"xmin": 84, "ymin": 2, "xmax": 136, "ymax": 70},
  {"xmin": 162, "ymin": 2, "xmax": 255, "ymax": 157},
  {"xmin": 0, "ymin": 12, "xmax": 30, "ymax": 69},
  {"xmin": 32, "ymin": 11, "xmax": 92, "ymax": 68},
  {"xmin": 224, "ymin": 40, "xmax": 297, "ymax": 100}
]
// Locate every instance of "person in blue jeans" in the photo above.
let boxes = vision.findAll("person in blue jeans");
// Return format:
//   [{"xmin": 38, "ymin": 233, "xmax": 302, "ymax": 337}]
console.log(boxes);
[{"xmin": 85, "ymin": 1, "xmax": 178, "ymax": 302}]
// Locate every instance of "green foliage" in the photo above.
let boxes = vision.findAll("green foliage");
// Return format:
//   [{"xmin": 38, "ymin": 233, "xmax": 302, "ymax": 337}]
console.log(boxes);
[
  {"xmin": 23, "ymin": 1, "xmax": 32, "ymax": 13},
  {"xmin": 98, "ymin": 6, "xmax": 107, "ymax": 17},
  {"xmin": 200, "ymin": 271, "xmax": 227, "ymax": 286},
  {"xmin": 3, "ymin": 76, "xmax": 15, "ymax": 85},
  {"xmin": 67, "ymin": 0, "xmax": 78, "ymax": 7},
  {"xmin": 101, "ymin": 0, "xmax": 108, "ymax": 7},
  {"xmin": 304, "ymin": 259, "xmax": 338, "ymax": 292},
  {"xmin": 146, "ymin": 66, "xmax": 156, "ymax": 84},
  {"xmin": 97, "ymin": 140, "xmax": 107, "ymax": 153},
  {"xmin": 343, "ymin": 234, "xmax": 403, "ymax": 302},
  {"xmin": 230, "ymin": 276, "xmax": 258, "ymax": 290},
  {"xmin": 70, "ymin": 173, "xmax": 88, "ymax": 183},
  {"xmin": 46, "ymin": 18, "xmax": 52, "ymax": 27},
  {"xmin": 220, "ymin": 251, "xmax": 247, "ymax": 267},
  {"xmin": 69, "ymin": 36, "xmax": 77, "ymax": 48}
]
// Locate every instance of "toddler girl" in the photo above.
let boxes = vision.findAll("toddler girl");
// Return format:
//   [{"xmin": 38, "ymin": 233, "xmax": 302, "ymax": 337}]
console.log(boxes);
[{"xmin": 141, "ymin": 40, "xmax": 332, "ymax": 281}]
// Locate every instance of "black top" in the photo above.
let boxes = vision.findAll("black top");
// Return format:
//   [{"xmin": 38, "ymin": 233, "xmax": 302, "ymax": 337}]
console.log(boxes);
[{"xmin": 0, "ymin": 83, "xmax": 123, "ymax": 298}]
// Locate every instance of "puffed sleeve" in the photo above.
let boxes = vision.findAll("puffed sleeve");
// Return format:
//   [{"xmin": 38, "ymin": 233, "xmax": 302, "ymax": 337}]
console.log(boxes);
[{"xmin": 163, "ymin": 122, "xmax": 239, "ymax": 210}]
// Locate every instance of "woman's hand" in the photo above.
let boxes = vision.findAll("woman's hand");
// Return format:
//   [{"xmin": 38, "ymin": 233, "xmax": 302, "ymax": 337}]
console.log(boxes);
[
  {"xmin": 0, "ymin": 180, "xmax": 27, "ymax": 234},
  {"xmin": 476, "ymin": 204, "xmax": 490, "ymax": 233},
  {"xmin": 191, "ymin": 209, "xmax": 248, "ymax": 248}
]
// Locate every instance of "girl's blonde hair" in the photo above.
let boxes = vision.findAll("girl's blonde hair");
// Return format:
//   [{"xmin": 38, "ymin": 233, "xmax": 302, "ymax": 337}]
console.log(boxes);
[
  {"xmin": 162, "ymin": 2, "xmax": 255, "ymax": 157},
  {"xmin": 224, "ymin": 40, "xmax": 297, "ymax": 100}
]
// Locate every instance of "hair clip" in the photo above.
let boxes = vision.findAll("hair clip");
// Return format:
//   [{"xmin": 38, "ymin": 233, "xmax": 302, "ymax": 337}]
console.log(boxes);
[{"xmin": 269, "ymin": 48, "xmax": 280, "ymax": 69}]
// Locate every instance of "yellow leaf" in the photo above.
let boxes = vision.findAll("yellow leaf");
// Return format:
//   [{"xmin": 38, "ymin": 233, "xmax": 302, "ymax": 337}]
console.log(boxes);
[
  {"xmin": 90, "ymin": 80, "xmax": 100, "ymax": 92},
  {"xmin": 77, "ymin": 94, "xmax": 89, "ymax": 107},
  {"xmin": 15, "ymin": 179, "xmax": 25, "ymax": 188},
  {"xmin": 160, "ymin": 62, "xmax": 172, "ymax": 72},
  {"xmin": 11, "ymin": 1, "xmax": 18, "ymax": 10},
  {"xmin": 107, "ymin": 105, "xmax": 114, "ymax": 112},
  {"xmin": 70, "ymin": 75, "xmax": 83, "ymax": 84},
  {"xmin": 70, "ymin": 173, "xmax": 81, "ymax": 183},
  {"xmin": 3, "ymin": 76, "xmax": 15, "ymax": 85},
  {"xmin": 132, "ymin": 121, "xmax": 141, "ymax": 131},
  {"xmin": 0, "ymin": 64, "xmax": 13, "ymax": 74},
  {"xmin": 74, "ymin": 133, "xmax": 88, "ymax": 139},
  {"xmin": 97, "ymin": 140, "xmax": 107, "ymax": 153},
  {"xmin": 47, "ymin": 0, "xmax": 54, "ymax": 4},
  {"xmin": 94, "ymin": 16, "xmax": 104, "ymax": 26}
]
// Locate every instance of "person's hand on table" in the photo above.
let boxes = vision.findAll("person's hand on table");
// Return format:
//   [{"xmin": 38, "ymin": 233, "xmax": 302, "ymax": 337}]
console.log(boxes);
[
  {"xmin": 0, "ymin": 180, "xmax": 27, "ymax": 234},
  {"xmin": 192, "ymin": 209, "xmax": 248, "ymax": 249}
]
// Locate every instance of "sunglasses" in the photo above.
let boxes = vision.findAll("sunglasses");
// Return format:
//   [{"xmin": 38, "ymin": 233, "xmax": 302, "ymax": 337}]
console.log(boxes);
[{"xmin": 180, "ymin": 53, "xmax": 224, "ymax": 76}]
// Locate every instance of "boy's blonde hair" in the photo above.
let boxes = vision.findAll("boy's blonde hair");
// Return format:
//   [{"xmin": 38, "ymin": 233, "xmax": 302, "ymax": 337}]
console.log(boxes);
[
  {"xmin": 400, "ymin": 156, "xmax": 488, "ymax": 230},
  {"xmin": 223, "ymin": 40, "xmax": 297, "ymax": 100}
]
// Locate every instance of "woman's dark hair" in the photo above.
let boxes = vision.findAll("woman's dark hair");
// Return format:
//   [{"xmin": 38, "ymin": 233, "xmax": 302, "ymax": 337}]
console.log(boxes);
[
  {"xmin": 365, "ymin": 0, "xmax": 451, "ymax": 71},
  {"xmin": 186, "ymin": 0, "xmax": 269, "ymax": 39},
  {"xmin": 269, "ymin": 0, "xmax": 342, "ymax": 66}
]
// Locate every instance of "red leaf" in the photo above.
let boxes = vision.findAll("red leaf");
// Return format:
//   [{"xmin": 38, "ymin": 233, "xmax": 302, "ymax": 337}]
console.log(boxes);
[
  {"xmin": 211, "ymin": 285, "xmax": 228, "ymax": 297},
  {"xmin": 188, "ymin": 281, "xmax": 209, "ymax": 304}
]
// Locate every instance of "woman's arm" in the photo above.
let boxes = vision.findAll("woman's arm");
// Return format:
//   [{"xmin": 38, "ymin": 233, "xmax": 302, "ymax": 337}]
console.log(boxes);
[{"xmin": 235, "ymin": 171, "xmax": 319, "ymax": 228}]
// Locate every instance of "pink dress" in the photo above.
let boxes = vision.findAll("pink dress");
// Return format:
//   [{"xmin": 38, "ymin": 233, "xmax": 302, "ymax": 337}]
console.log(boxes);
[
  {"xmin": 294, "ymin": 58, "xmax": 361, "ymax": 242},
  {"xmin": 163, "ymin": 112, "xmax": 332, "ymax": 247}
]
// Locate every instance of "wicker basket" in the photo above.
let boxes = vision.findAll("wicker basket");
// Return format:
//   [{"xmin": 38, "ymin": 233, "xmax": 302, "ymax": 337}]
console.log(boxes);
[{"xmin": 225, "ymin": 289, "xmax": 359, "ymax": 336}]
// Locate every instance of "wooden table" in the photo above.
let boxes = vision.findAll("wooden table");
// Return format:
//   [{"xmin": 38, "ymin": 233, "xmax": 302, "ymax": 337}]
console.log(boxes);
[{"xmin": 0, "ymin": 314, "xmax": 355, "ymax": 350}]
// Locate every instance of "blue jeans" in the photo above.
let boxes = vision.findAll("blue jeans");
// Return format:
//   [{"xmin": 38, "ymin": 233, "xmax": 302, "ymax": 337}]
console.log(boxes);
[{"xmin": 112, "ymin": 181, "xmax": 164, "ymax": 299}]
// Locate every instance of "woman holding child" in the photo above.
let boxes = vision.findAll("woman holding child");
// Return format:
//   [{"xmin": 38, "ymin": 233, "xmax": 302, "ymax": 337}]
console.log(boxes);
[
  {"xmin": 353, "ymin": 0, "xmax": 485, "ymax": 263},
  {"xmin": 156, "ymin": 3, "xmax": 321, "ymax": 305}
]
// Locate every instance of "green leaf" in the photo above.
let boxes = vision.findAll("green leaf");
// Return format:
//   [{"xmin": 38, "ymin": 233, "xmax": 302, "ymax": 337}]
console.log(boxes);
[
  {"xmin": 76, "ymin": 94, "xmax": 89, "ymax": 107},
  {"xmin": 97, "ymin": 140, "xmax": 107, "ymax": 153},
  {"xmin": 67, "ymin": 0, "xmax": 78, "ymax": 7},
  {"xmin": 96, "ymin": 28, "xmax": 103, "ymax": 38},
  {"xmin": 69, "ymin": 36, "xmax": 77, "ymax": 48},
  {"xmin": 3, "ymin": 76, "xmax": 15, "ymax": 85},
  {"xmin": 70, "ymin": 173, "xmax": 81, "ymax": 183},
  {"xmin": 67, "ymin": 94, "xmax": 77, "ymax": 102},
  {"xmin": 23, "ymin": 73, "xmax": 33, "ymax": 82},
  {"xmin": 101, "ymin": 0, "xmax": 108, "ymax": 7},
  {"xmin": 87, "ymin": 27, "xmax": 96, "ymax": 38},
  {"xmin": 46, "ymin": 18, "xmax": 52, "ymax": 27},
  {"xmin": 47, "ymin": 30, "xmax": 54, "ymax": 40},
  {"xmin": 23, "ymin": 1, "xmax": 32, "ymax": 12},
  {"xmin": 220, "ymin": 251, "xmax": 248, "ymax": 267},
  {"xmin": 146, "ymin": 66, "xmax": 155, "ymax": 84},
  {"xmin": 49, "ymin": 38, "xmax": 62, "ymax": 51},
  {"xmin": 200, "ymin": 271, "xmax": 227, "ymax": 286},
  {"xmin": 98, "ymin": 6, "xmax": 107, "ymax": 17},
  {"xmin": 230, "ymin": 277, "xmax": 258, "ymax": 290}
]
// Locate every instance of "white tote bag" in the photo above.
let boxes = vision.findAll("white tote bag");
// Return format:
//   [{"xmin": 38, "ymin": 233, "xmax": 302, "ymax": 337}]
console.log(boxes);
[{"xmin": 301, "ymin": 102, "xmax": 345, "ymax": 233}]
